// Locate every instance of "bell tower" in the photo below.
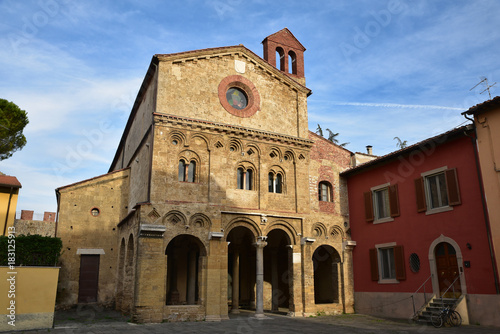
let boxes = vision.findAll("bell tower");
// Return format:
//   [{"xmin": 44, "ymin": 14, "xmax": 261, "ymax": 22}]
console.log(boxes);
[{"xmin": 262, "ymin": 28, "xmax": 306, "ymax": 83}]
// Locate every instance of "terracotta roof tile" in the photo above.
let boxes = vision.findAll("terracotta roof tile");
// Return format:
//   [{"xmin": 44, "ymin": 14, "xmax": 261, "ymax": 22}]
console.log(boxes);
[{"xmin": 0, "ymin": 175, "xmax": 22, "ymax": 188}]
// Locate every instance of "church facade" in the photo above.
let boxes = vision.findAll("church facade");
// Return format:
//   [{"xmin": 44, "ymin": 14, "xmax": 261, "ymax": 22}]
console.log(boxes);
[{"xmin": 55, "ymin": 29, "xmax": 357, "ymax": 322}]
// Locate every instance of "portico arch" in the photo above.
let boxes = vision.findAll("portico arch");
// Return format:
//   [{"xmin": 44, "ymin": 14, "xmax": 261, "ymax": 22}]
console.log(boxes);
[
  {"xmin": 165, "ymin": 234, "xmax": 207, "ymax": 305},
  {"xmin": 265, "ymin": 228, "xmax": 292, "ymax": 312},
  {"xmin": 313, "ymin": 244, "xmax": 341, "ymax": 304}
]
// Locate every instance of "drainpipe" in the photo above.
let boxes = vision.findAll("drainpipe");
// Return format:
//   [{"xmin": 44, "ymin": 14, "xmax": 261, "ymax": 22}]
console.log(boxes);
[
  {"xmin": 3, "ymin": 186, "xmax": 14, "ymax": 236},
  {"xmin": 463, "ymin": 116, "xmax": 500, "ymax": 294}
]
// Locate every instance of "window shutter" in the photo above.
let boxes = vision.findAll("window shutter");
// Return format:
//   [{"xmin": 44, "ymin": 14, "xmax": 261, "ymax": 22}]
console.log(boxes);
[
  {"xmin": 446, "ymin": 168, "xmax": 461, "ymax": 206},
  {"xmin": 364, "ymin": 191, "xmax": 374, "ymax": 222},
  {"xmin": 369, "ymin": 248, "xmax": 379, "ymax": 281},
  {"xmin": 414, "ymin": 177, "xmax": 427, "ymax": 212},
  {"xmin": 389, "ymin": 184, "xmax": 400, "ymax": 218},
  {"xmin": 394, "ymin": 245, "xmax": 406, "ymax": 280}
]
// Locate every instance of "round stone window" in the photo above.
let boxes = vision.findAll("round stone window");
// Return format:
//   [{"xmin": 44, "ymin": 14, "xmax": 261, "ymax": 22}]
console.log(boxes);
[
  {"xmin": 218, "ymin": 75, "xmax": 260, "ymax": 118},
  {"xmin": 91, "ymin": 207, "xmax": 100, "ymax": 217},
  {"xmin": 226, "ymin": 87, "xmax": 248, "ymax": 110}
]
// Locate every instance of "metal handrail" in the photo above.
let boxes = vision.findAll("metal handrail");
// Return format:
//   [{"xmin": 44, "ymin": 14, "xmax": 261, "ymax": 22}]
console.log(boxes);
[
  {"xmin": 411, "ymin": 274, "xmax": 433, "ymax": 318},
  {"xmin": 439, "ymin": 271, "xmax": 462, "ymax": 300}
]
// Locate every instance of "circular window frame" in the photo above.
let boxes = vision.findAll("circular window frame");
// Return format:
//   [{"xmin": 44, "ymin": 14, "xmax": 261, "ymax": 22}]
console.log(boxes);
[
  {"xmin": 90, "ymin": 207, "xmax": 101, "ymax": 217},
  {"xmin": 409, "ymin": 253, "xmax": 420, "ymax": 273},
  {"xmin": 218, "ymin": 75, "xmax": 260, "ymax": 118}
]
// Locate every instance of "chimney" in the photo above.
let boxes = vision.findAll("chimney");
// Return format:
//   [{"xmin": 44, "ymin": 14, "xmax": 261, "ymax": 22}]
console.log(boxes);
[
  {"xmin": 44, "ymin": 212, "xmax": 56, "ymax": 222},
  {"xmin": 366, "ymin": 145, "xmax": 373, "ymax": 155},
  {"xmin": 21, "ymin": 210, "xmax": 34, "ymax": 220}
]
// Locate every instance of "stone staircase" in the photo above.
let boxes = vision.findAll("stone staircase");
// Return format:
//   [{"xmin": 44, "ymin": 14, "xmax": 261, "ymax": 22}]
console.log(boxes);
[{"xmin": 416, "ymin": 297, "xmax": 458, "ymax": 325}]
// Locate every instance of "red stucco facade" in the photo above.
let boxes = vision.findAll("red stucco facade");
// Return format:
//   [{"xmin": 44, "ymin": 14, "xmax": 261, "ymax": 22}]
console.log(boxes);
[{"xmin": 343, "ymin": 127, "xmax": 497, "ymax": 298}]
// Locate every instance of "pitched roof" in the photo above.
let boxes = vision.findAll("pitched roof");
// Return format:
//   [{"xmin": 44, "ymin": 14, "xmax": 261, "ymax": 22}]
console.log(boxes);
[
  {"xmin": 0, "ymin": 175, "xmax": 22, "ymax": 188},
  {"xmin": 340, "ymin": 125, "xmax": 472, "ymax": 176},
  {"xmin": 56, "ymin": 167, "xmax": 129, "ymax": 191},
  {"xmin": 262, "ymin": 28, "xmax": 306, "ymax": 51},
  {"xmin": 463, "ymin": 96, "xmax": 500, "ymax": 115}
]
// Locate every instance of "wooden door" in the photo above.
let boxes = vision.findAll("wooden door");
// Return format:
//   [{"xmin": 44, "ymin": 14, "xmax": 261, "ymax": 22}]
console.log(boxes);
[
  {"xmin": 435, "ymin": 243, "xmax": 461, "ymax": 298},
  {"xmin": 78, "ymin": 255, "xmax": 100, "ymax": 303}
]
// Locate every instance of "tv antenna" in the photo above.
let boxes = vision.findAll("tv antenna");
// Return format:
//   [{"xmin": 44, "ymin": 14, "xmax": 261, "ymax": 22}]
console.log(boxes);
[{"xmin": 470, "ymin": 77, "xmax": 497, "ymax": 99}]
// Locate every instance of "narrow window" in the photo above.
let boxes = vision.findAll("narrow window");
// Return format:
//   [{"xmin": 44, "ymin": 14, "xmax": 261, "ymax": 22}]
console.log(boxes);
[
  {"xmin": 178, "ymin": 160, "xmax": 186, "ymax": 182},
  {"xmin": 373, "ymin": 188, "xmax": 390, "ymax": 219},
  {"xmin": 237, "ymin": 168, "xmax": 244, "ymax": 189},
  {"xmin": 187, "ymin": 161, "xmax": 196, "ymax": 182},
  {"xmin": 288, "ymin": 51, "xmax": 296, "ymax": 74},
  {"xmin": 318, "ymin": 182, "xmax": 332, "ymax": 202},
  {"xmin": 268, "ymin": 172, "xmax": 274, "ymax": 192},
  {"xmin": 276, "ymin": 174, "xmax": 282, "ymax": 193},
  {"xmin": 276, "ymin": 47, "xmax": 285, "ymax": 71},
  {"xmin": 245, "ymin": 169, "xmax": 252, "ymax": 190},
  {"xmin": 379, "ymin": 248, "xmax": 396, "ymax": 280},
  {"xmin": 426, "ymin": 173, "xmax": 449, "ymax": 209}
]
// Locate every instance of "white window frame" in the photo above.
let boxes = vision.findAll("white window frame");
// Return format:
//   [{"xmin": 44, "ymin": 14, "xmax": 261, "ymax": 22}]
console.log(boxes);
[
  {"xmin": 421, "ymin": 166, "xmax": 453, "ymax": 215},
  {"xmin": 370, "ymin": 183, "xmax": 394, "ymax": 224},
  {"xmin": 375, "ymin": 242, "xmax": 399, "ymax": 284}
]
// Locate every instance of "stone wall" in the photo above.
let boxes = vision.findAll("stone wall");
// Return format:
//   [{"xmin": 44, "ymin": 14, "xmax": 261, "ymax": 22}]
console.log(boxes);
[{"xmin": 56, "ymin": 169, "xmax": 130, "ymax": 307}]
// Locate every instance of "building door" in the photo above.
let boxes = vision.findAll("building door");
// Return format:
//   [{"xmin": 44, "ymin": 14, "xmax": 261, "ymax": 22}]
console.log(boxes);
[
  {"xmin": 78, "ymin": 255, "xmax": 100, "ymax": 303},
  {"xmin": 435, "ymin": 242, "xmax": 461, "ymax": 298}
]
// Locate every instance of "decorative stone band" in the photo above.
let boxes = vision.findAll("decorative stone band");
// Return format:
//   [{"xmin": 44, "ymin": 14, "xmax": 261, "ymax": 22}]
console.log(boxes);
[{"xmin": 139, "ymin": 224, "xmax": 166, "ymax": 238}]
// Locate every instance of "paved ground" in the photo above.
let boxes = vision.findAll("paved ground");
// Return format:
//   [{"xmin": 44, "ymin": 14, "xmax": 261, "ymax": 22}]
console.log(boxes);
[{"xmin": 18, "ymin": 306, "xmax": 500, "ymax": 334}]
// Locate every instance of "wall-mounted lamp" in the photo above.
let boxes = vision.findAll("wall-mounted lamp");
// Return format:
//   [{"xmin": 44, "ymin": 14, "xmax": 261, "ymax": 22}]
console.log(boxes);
[{"xmin": 466, "ymin": 243, "xmax": 472, "ymax": 250}]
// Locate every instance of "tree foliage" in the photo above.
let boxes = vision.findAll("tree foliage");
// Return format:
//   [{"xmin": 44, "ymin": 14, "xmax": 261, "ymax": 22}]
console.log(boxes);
[
  {"xmin": 394, "ymin": 136, "xmax": 408, "ymax": 149},
  {"xmin": 0, "ymin": 99, "xmax": 29, "ymax": 160},
  {"xmin": 316, "ymin": 124, "xmax": 349, "ymax": 147}
]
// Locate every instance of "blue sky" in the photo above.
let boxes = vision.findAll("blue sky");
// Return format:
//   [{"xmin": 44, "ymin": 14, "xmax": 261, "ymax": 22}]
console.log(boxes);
[{"xmin": 0, "ymin": 0, "xmax": 499, "ymax": 215}]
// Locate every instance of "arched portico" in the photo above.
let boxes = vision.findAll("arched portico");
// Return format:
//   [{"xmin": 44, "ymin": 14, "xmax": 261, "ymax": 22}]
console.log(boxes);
[
  {"xmin": 312, "ymin": 245, "xmax": 341, "ymax": 304},
  {"xmin": 165, "ymin": 234, "xmax": 207, "ymax": 305},
  {"xmin": 264, "ymin": 228, "xmax": 292, "ymax": 313}
]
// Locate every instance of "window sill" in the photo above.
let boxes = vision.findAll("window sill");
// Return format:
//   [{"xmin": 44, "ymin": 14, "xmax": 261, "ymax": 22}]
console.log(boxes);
[
  {"xmin": 378, "ymin": 278, "xmax": 399, "ymax": 284},
  {"xmin": 373, "ymin": 217, "xmax": 394, "ymax": 225},
  {"xmin": 425, "ymin": 206, "xmax": 453, "ymax": 215}
]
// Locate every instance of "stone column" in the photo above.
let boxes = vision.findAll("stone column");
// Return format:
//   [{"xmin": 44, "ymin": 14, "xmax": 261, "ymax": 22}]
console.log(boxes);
[
  {"xmin": 255, "ymin": 237, "xmax": 267, "ymax": 318},
  {"xmin": 231, "ymin": 250, "xmax": 240, "ymax": 313},
  {"xmin": 187, "ymin": 250, "xmax": 197, "ymax": 305},
  {"xmin": 271, "ymin": 249, "xmax": 279, "ymax": 312}
]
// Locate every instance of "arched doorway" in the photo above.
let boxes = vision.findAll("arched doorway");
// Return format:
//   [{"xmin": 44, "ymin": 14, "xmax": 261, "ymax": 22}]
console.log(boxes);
[
  {"xmin": 313, "ymin": 245, "xmax": 341, "ymax": 304},
  {"xmin": 165, "ymin": 235, "xmax": 205, "ymax": 305},
  {"xmin": 227, "ymin": 226, "xmax": 256, "ymax": 312},
  {"xmin": 435, "ymin": 242, "xmax": 461, "ymax": 298},
  {"xmin": 264, "ymin": 229, "xmax": 291, "ymax": 313}
]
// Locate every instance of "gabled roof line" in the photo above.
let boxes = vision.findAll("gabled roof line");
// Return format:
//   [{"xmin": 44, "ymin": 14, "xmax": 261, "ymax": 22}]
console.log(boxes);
[
  {"xmin": 261, "ymin": 28, "xmax": 306, "ymax": 51},
  {"xmin": 56, "ymin": 167, "xmax": 130, "ymax": 191},
  {"xmin": 308, "ymin": 131, "xmax": 353, "ymax": 154},
  {"xmin": 341, "ymin": 125, "xmax": 473, "ymax": 176}
]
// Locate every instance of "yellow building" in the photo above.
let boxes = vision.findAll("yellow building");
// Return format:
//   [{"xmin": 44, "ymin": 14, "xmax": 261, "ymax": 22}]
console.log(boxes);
[
  {"xmin": 0, "ymin": 173, "xmax": 21, "ymax": 236},
  {"xmin": 463, "ymin": 96, "xmax": 500, "ymax": 293}
]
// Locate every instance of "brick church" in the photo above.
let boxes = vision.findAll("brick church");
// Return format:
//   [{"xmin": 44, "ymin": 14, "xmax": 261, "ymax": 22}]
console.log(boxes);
[{"xmin": 55, "ymin": 29, "xmax": 359, "ymax": 322}]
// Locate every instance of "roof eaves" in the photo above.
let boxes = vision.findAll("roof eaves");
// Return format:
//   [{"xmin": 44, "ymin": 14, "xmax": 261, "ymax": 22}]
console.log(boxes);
[{"xmin": 340, "ymin": 125, "xmax": 471, "ymax": 176}]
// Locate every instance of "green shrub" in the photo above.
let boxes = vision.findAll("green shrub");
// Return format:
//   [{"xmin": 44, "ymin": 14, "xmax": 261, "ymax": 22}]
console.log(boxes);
[{"xmin": 0, "ymin": 234, "xmax": 62, "ymax": 266}]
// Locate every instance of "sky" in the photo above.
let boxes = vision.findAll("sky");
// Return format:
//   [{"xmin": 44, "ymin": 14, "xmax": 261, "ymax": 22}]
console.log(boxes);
[{"xmin": 0, "ymin": 0, "xmax": 499, "ymax": 216}]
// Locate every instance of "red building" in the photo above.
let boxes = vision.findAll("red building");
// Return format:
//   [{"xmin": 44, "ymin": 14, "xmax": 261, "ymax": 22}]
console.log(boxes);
[{"xmin": 341, "ymin": 125, "xmax": 499, "ymax": 326}]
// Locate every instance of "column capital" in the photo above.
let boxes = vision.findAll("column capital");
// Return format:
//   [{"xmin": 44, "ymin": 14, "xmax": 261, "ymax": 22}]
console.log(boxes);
[{"xmin": 255, "ymin": 236, "xmax": 268, "ymax": 248}]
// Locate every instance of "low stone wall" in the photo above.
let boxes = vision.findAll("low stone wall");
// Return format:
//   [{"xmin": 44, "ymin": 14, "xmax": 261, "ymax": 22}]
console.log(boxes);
[
  {"xmin": 354, "ymin": 291, "xmax": 426, "ymax": 320},
  {"xmin": 467, "ymin": 294, "xmax": 500, "ymax": 327},
  {"xmin": 14, "ymin": 219, "xmax": 56, "ymax": 237},
  {"xmin": 163, "ymin": 305, "xmax": 205, "ymax": 322}
]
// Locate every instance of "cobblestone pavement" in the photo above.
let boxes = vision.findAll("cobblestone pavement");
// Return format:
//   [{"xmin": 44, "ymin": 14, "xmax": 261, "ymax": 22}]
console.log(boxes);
[{"xmin": 17, "ymin": 306, "xmax": 500, "ymax": 334}]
